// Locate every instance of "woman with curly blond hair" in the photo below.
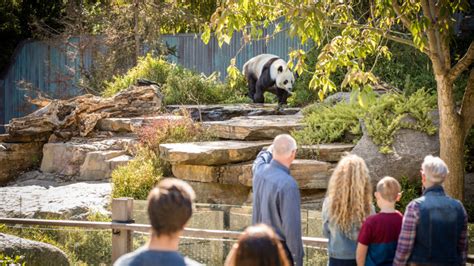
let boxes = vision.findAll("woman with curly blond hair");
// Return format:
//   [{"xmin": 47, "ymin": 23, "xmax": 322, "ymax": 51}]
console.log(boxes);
[{"xmin": 322, "ymin": 154, "xmax": 374, "ymax": 266}]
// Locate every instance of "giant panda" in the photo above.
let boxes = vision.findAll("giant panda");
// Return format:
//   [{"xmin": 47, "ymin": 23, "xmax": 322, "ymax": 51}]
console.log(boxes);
[{"xmin": 242, "ymin": 54, "xmax": 295, "ymax": 105}]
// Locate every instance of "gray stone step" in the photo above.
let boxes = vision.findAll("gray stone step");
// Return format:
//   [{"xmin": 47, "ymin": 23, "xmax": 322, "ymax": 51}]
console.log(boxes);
[
  {"xmin": 204, "ymin": 115, "xmax": 304, "ymax": 140},
  {"xmin": 166, "ymin": 104, "xmax": 300, "ymax": 121},
  {"xmin": 297, "ymin": 143, "xmax": 355, "ymax": 162},
  {"xmin": 171, "ymin": 159, "xmax": 333, "ymax": 189},
  {"xmin": 79, "ymin": 151, "xmax": 132, "ymax": 181},
  {"xmin": 96, "ymin": 115, "xmax": 187, "ymax": 132},
  {"xmin": 159, "ymin": 140, "xmax": 271, "ymax": 165}
]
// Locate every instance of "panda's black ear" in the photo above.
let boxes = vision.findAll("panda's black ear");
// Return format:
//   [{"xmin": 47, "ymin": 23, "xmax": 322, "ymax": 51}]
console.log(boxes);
[{"xmin": 278, "ymin": 66, "xmax": 283, "ymax": 73}]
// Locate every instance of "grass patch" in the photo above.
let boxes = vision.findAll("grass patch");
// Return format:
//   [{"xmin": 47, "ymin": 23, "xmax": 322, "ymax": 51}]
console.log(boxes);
[
  {"xmin": 293, "ymin": 90, "xmax": 438, "ymax": 153},
  {"xmin": 0, "ymin": 213, "xmax": 112, "ymax": 265}
]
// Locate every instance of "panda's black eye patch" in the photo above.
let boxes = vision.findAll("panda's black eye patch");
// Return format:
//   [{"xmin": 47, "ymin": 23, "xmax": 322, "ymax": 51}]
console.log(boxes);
[{"xmin": 284, "ymin": 80, "xmax": 288, "ymax": 85}]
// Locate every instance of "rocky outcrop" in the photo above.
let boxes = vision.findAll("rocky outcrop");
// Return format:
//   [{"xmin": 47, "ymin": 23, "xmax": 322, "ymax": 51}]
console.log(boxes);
[
  {"xmin": 6, "ymin": 85, "xmax": 163, "ymax": 138},
  {"xmin": 203, "ymin": 115, "xmax": 304, "ymax": 140},
  {"xmin": 0, "ymin": 142, "xmax": 44, "ymax": 184},
  {"xmin": 171, "ymin": 159, "xmax": 332, "ymax": 189},
  {"xmin": 297, "ymin": 143, "xmax": 355, "ymax": 162},
  {"xmin": 96, "ymin": 115, "xmax": 187, "ymax": 133},
  {"xmin": 186, "ymin": 181, "xmax": 251, "ymax": 205},
  {"xmin": 166, "ymin": 104, "xmax": 300, "ymax": 121},
  {"xmin": 0, "ymin": 233, "xmax": 70, "ymax": 266},
  {"xmin": 351, "ymin": 114, "xmax": 439, "ymax": 182},
  {"xmin": 159, "ymin": 140, "xmax": 271, "ymax": 165},
  {"xmin": 0, "ymin": 176, "xmax": 111, "ymax": 219},
  {"xmin": 41, "ymin": 137, "xmax": 137, "ymax": 179}
]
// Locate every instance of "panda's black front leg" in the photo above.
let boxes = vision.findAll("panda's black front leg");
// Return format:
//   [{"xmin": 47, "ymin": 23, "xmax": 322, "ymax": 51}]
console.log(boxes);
[
  {"xmin": 276, "ymin": 88, "xmax": 289, "ymax": 106},
  {"xmin": 254, "ymin": 79, "xmax": 266, "ymax": 104},
  {"xmin": 246, "ymin": 75, "xmax": 257, "ymax": 100}
]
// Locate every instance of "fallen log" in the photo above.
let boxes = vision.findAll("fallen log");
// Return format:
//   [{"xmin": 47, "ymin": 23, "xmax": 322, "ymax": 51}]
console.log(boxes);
[{"xmin": 6, "ymin": 85, "xmax": 163, "ymax": 138}]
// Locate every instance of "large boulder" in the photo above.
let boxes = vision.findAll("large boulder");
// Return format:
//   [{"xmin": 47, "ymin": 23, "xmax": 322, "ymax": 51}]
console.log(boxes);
[
  {"xmin": 0, "ymin": 233, "xmax": 69, "ymax": 266},
  {"xmin": 0, "ymin": 142, "xmax": 44, "ymax": 184},
  {"xmin": 351, "ymin": 113, "xmax": 439, "ymax": 182}
]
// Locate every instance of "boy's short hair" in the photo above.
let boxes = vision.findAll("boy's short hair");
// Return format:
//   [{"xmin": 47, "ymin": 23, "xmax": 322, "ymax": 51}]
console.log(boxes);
[
  {"xmin": 147, "ymin": 178, "xmax": 196, "ymax": 235},
  {"xmin": 376, "ymin": 176, "xmax": 401, "ymax": 202}
]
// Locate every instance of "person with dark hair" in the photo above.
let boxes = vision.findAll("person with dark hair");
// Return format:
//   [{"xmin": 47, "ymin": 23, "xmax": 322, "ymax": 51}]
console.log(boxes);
[
  {"xmin": 114, "ymin": 178, "xmax": 201, "ymax": 266},
  {"xmin": 225, "ymin": 224, "xmax": 290, "ymax": 266}
]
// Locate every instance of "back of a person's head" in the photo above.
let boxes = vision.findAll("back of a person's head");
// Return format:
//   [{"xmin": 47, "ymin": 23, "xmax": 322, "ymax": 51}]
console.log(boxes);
[
  {"xmin": 422, "ymin": 155, "xmax": 449, "ymax": 185},
  {"xmin": 228, "ymin": 224, "xmax": 290, "ymax": 266},
  {"xmin": 272, "ymin": 134, "xmax": 297, "ymax": 157},
  {"xmin": 147, "ymin": 178, "xmax": 195, "ymax": 236},
  {"xmin": 326, "ymin": 154, "xmax": 372, "ymax": 236},
  {"xmin": 376, "ymin": 176, "xmax": 401, "ymax": 202}
]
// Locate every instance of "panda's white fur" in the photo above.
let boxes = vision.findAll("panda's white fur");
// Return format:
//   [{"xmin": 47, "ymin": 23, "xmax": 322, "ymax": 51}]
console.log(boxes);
[{"xmin": 242, "ymin": 54, "xmax": 295, "ymax": 93}]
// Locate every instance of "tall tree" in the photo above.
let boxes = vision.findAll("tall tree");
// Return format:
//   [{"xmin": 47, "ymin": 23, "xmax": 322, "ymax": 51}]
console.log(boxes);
[{"xmin": 204, "ymin": 0, "xmax": 474, "ymax": 199}]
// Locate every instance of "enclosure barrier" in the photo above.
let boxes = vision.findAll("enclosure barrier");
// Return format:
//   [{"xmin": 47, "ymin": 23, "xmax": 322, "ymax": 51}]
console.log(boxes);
[{"xmin": 0, "ymin": 198, "xmax": 329, "ymax": 263}]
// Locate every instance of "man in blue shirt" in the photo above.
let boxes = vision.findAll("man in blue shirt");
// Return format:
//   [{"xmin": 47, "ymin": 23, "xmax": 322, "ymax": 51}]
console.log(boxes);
[
  {"xmin": 114, "ymin": 178, "xmax": 201, "ymax": 266},
  {"xmin": 252, "ymin": 134, "xmax": 304, "ymax": 266}
]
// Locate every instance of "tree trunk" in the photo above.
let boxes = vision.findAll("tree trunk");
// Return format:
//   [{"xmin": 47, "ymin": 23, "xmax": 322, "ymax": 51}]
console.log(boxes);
[{"xmin": 435, "ymin": 75, "xmax": 465, "ymax": 200}]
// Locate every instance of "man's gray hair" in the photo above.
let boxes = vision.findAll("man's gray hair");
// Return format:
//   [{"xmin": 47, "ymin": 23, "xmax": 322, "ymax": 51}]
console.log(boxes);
[
  {"xmin": 422, "ymin": 155, "xmax": 449, "ymax": 184},
  {"xmin": 273, "ymin": 134, "xmax": 297, "ymax": 157}
]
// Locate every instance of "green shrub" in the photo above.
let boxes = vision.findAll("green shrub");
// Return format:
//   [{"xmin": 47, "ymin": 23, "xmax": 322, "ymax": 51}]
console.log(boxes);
[
  {"xmin": 0, "ymin": 212, "xmax": 111, "ymax": 265},
  {"xmin": 111, "ymin": 149, "xmax": 162, "ymax": 200},
  {"xmin": 0, "ymin": 255, "xmax": 24, "ymax": 266},
  {"xmin": 112, "ymin": 114, "xmax": 216, "ymax": 200},
  {"xmin": 395, "ymin": 176, "xmax": 423, "ymax": 213},
  {"xmin": 293, "ymin": 90, "xmax": 438, "ymax": 153},
  {"xmin": 293, "ymin": 102, "xmax": 363, "ymax": 144},
  {"xmin": 103, "ymin": 54, "xmax": 172, "ymax": 97},
  {"xmin": 102, "ymin": 53, "xmax": 249, "ymax": 104}
]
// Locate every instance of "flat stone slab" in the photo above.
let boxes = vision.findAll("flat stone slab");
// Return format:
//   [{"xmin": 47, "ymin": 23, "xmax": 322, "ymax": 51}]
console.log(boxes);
[
  {"xmin": 96, "ymin": 115, "xmax": 187, "ymax": 132},
  {"xmin": 166, "ymin": 104, "xmax": 300, "ymax": 121},
  {"xmin": 41, "ymin": 137, "xmax": 137, "ymax": 176},
  {"xmin": 160, "ymin": 140, "xmax": 271, "ymax": 165},
  {"xmin": 172, "ymin": 159, "xmax": 333, "ymax": 189},
  {"xmin": 297, "ymin": 143, "xmax": 355, "ymax": 162},
  {"xmin": 0, "ymin": 181, "xmax": 111, "ymax": 219},
  {"xmin": 79, "ymin": 151, "xmax": 132, "ymax": 181},
  {"xmin": 203, "ymin": 115, "xmax": 304, "ymax": 140}
]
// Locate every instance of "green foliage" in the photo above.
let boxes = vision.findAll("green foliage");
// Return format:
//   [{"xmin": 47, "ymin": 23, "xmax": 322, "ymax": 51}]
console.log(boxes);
[
  {"xmin": 111, "ymin": 149, "xmax": 162, "ymax": 200},
  {"xmin": 0, "ymin": 212, "xmax": 111, "ymax": 265},
  {"xmin": 0, "ymin": 254, "xmax": 25, "ymax": 266},
  {"xmin": 103, "ymin": 54, "xmax": 172, "ymax": 97},
  {"xmin": 294, "ymin": 90, "xmax": 438, "ymax": 153},
  {"xmin": 293, "ymin": 102, "xmax": 363, "ymax": 144},
  {"xmin": 395, "ymin": 176, "xmax": 422, "ymax": 213},
  {"xmin": 364, "ymin": 90, "xmax": 438, "ymax": 153},
  {"xmin": 112, "ymin": 115, "xmax": 216, "ymax": 200},
  {"xmin": 102, "ymin": 54, "xmax": 249, "ymax": 104}
]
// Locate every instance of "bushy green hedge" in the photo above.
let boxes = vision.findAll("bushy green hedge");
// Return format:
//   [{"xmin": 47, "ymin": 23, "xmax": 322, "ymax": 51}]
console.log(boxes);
[
  {"xmin": 293, "ymin": 90, "xmax": 438, "ymax": 153},
  {"xmin": 102, "ymin": 54, "xmax": 250, "ymax": 105}
]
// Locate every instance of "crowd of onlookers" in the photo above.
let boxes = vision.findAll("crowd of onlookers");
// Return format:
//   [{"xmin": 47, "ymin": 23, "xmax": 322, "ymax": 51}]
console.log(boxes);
[{"xmin": 114, "ymin": 134, "xmax": 468, "ymax": 266}]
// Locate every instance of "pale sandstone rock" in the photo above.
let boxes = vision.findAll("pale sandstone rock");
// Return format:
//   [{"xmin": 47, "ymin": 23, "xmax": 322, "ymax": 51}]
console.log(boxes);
[
  {"xmin": 79, "ymin": 150, "xmax": 131, "ymax": 180},
  {"xmin": 203, "ymin": 115, "xmax": 304, "ymax": 140},
  {"xmin": 96, "ymin": 115, "xmax": 188, "ymax": 132},
  {"xmin": 172, "ymin": 159, "xmax": 332, "ymax": 189},
  {"xmin": 0, "ymin": 142, "xmax": 44, "ymax": 184},
  {"xmin": 160, "ymin": 140, "xmax": 271, "ymax": 165},
  {"xmin": 297, "ymin": 143, "xmax": 355, "ymax": 162}
]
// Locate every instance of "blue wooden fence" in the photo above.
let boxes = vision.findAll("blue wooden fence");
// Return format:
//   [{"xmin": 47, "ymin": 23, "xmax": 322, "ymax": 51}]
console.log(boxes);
[{"xmin": 0, "ymin": 29, "xmax": 306, "ymax": 133}]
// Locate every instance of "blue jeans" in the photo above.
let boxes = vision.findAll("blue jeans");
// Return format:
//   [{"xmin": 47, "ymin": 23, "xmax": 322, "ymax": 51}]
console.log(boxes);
[{"xmin": 328, "ymin": 257, "xmax": 357, "ymax": 266}]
